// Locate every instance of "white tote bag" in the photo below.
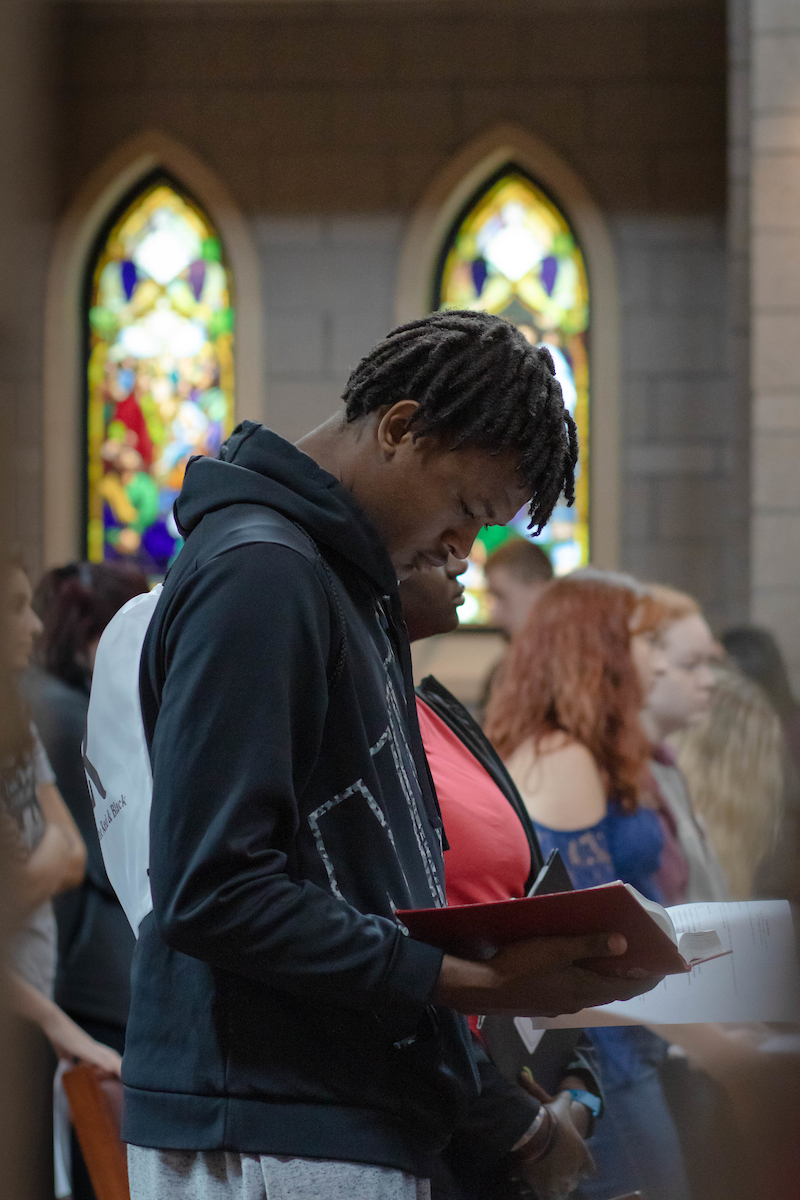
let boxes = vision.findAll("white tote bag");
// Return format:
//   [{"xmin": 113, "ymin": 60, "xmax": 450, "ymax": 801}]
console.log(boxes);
[{"xmin": 82, "ymin": 585, "xmax": 162, "ymax": 936}]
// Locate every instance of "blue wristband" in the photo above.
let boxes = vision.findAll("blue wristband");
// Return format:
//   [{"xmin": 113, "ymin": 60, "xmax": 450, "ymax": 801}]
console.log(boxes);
[{"xmin": 566, "ymin": 1088, "xmax": 602, "ymax": 1135}]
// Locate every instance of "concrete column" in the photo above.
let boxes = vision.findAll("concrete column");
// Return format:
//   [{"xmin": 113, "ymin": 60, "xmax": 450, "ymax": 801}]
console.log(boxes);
[
  {"xmin": 749, "ymin": 0, "xmax": 800, "ymax": 684},
  {"xmin": 727, "ymin": 0, "xmax": 752, "ymax": 625}
]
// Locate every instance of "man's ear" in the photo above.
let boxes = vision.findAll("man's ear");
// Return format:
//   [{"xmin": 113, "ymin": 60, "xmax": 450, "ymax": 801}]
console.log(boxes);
[{"xmin": 375, "ymin": 400, "xmax": 420, "ymax": 458}]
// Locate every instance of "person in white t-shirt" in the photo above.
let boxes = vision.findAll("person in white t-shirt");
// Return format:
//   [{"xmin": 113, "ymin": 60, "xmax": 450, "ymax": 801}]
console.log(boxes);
[{"xmin": 1, "ymin": 555, "xmax": 121, "ymax": 1075}]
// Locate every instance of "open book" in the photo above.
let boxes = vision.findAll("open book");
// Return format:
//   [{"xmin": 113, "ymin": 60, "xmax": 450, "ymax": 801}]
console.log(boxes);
[
  {"xmin": 524, "ymin": 899, "xmax": 800, "ymax": 1026},
  {"xmin": 398, "ymin": 880, "xmax": 730, "ymax": 978},
  {"xmin": 625, "ymin": 887, "xmax": 726, "ymax": 969}
]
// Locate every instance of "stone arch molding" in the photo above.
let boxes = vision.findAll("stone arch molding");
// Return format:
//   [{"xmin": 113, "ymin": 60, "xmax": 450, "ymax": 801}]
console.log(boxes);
[
  {"xmin": 43, "ymin": 130, "xmax": 263, "ymax": 567},
  {"xmin": 396, "ymin": 124, "xmax": 621, "ymax": 569}
]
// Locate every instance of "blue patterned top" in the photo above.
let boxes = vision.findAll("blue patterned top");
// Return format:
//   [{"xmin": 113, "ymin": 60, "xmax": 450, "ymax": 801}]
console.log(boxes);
[
  {"xmin": 532, "ymin": 802, "xmax": 669, "ymax": 1088},
  {"xmin": 534, "ymin": 801, "xmax": 665, "ymax": 903}
]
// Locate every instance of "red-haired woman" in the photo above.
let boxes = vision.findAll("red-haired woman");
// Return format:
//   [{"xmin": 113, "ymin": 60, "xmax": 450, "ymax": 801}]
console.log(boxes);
[{"xmin": 486, "ymin": 576, "xmax": 692, "ymax": 1200}]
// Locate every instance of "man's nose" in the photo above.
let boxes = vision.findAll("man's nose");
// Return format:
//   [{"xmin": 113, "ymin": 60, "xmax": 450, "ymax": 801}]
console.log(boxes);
[
  {"xmin": 446, "ymin": 533, "xmax": 476, "ymax": 561},
  {"xmin": 446, "ymin": 520, "xmax": 483, "ymax": 561}
]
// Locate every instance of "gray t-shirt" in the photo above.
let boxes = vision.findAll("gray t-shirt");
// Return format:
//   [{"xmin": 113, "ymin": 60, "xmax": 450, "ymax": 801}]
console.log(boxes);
[{"xmin": 4, "ymin": 725, "xmax": 58, "ymax": 996}]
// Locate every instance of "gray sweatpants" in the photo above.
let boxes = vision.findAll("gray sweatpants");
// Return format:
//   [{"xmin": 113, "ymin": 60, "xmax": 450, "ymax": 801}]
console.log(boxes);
[{"xmin": 127, "ymin": 1147, "xmax": 432, "ymax": 1200}]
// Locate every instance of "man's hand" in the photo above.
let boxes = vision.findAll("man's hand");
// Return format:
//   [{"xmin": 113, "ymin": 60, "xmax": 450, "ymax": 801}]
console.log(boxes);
[
  {"xmin": 514, "ymin": 1091, "xmax": 594, "ymax": 1199},
  {"xmin": 433, "ymin": 932, "xmax": 664, "ymax": 1016}
]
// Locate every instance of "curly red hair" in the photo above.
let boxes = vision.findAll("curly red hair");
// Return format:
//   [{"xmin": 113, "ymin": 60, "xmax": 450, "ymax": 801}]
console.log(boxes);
[{"xmin": 485, "ymin": 577, "xmax": 668, "ymax": 811}]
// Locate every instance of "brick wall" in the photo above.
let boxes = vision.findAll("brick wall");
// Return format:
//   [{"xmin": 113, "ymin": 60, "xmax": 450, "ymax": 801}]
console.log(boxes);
[
  {"xmin": 50, "ymin": 0, "xmax": 738, "ymax": 621},
  {"xmin": 58, "ymin": 1, "xmax": 727, "ymax": 218}
]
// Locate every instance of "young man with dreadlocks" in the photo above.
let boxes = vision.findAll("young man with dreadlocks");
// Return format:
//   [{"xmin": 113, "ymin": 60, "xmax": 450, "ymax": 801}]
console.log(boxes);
[{"xmin": 122, "ymin": 311, "xmax": 658, "ymax": 1200}]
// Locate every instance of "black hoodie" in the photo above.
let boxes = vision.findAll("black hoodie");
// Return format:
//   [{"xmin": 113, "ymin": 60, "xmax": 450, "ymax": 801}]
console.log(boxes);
[{"xmin": 122, "ymin": 423, "xmax": 479, "ymax": 1174}]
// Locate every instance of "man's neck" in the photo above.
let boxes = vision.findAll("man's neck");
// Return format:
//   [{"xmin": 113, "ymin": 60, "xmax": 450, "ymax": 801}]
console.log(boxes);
[
  {"xmin": 296, "ymin": 410, "xmax": 399, "ymax": 581},
  {"xmin": 295, "ymin": 411, "xmax": 358, "ymax": 490}
]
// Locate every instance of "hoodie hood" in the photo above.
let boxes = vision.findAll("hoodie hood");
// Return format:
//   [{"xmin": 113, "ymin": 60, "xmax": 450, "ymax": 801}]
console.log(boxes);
[{"xmin": 175, "ymin": 422, "xmax": 397, "ymax": 595}]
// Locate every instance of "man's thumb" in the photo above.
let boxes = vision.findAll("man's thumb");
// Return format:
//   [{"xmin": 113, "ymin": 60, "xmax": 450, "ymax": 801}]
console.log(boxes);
[{"xmin": 575, "ymin": 932, "xmax": 627, "ymax": 959}]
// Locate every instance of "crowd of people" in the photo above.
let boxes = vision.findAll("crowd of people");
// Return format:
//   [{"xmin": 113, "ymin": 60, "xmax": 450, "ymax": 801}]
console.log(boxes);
[{"xmin": 1, "ymin": 311, "xmax": 797, "ymax": 1200}]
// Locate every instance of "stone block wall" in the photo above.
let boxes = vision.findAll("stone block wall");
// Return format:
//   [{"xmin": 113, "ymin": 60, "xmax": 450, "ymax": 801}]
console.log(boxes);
[
  {"xmin": 616, "ymin": 213, "xmax": 746, "ymax": 628},
  {"xmin": 256, "ymin": 213, "xmax": 403, "ymax": 442}
]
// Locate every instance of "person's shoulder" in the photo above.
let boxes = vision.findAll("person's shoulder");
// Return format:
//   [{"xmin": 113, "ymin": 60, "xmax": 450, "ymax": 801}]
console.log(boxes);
[
  {"xmin": 180, "ymin": 538, "xmax": 330, "ymax": 604},
  {"xmin": 190, "ymin": 504, "xmax": 321, "ymax": 574},
  {"xmin": 505, "ymin": 734, "xmax": 607, "ymax": 832},
  {"xmin": 162, "ymin": 541, "xmax": 337, "ymax": 659},
  {"xmin": 23, "ymin": 668, "xmax": 87, "ymax": 723},
  {"xmin": 506, "ymin": 731, "xmax": 598, "ymax": 777}
]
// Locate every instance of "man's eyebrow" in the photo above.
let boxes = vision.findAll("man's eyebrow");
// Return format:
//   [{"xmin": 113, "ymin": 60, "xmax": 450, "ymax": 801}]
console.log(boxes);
[{"xmin": 481, "ymin": 499, "xmax": 497, "ymax": 523}]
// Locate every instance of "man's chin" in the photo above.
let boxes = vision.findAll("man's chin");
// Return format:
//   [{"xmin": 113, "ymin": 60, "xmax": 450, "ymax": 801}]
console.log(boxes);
[{"xmin": 396, "ymin": 552, "xmax": 444, "ymax": 579}]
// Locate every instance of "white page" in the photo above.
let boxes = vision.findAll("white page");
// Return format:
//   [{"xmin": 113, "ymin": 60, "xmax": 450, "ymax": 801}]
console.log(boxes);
[{"xmin": 527, "ymin": 900, "xmax": 800, "ymax": 1028}]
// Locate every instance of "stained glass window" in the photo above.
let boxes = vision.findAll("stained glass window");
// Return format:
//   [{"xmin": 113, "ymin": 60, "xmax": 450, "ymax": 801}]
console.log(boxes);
[
  {"xmin": 85, "ymin": 175, "xmax": 235, "ymax": 574},
  {"xmin": 435, "ymin": 168, "xmax": 590, "ymax": 624}
]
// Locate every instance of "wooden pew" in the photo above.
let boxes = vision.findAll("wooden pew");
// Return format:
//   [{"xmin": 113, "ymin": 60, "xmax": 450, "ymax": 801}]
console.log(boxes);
[{"xmin": 62, "ymin": 1065, "xmax": 129, "ymax": 1200}]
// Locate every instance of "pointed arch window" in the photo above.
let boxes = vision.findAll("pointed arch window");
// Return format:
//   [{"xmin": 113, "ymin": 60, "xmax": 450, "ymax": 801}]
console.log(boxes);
[
  {"xmin": 434, "ymin": 167, "xmax": 590, "ymax": 623},
  {"xmin": 85, "ymin": 173, "xmax": 235, "ymax": 573}
]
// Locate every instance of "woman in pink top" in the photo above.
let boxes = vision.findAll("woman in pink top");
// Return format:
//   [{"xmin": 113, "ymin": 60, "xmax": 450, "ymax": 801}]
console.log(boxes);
[{"xmin": 400, "ymin": 557, "xmax": 600, "ymax": 1200}]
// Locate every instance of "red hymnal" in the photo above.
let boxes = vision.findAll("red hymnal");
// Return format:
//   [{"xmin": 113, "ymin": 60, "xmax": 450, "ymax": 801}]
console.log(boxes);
[{"xmin": 398, "ymin": 881, "xmax": 728, "ymax": 978}]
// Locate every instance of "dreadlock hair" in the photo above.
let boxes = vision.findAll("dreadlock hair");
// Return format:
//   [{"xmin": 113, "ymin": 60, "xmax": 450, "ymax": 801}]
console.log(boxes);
[{"xmin": 342, "ymin": 311, "xmax": 578, "ymax": 534}]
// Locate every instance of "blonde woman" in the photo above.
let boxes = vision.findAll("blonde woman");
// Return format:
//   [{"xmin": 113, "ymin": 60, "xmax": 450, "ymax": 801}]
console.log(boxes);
[
  {"xmin": 653, "ymin": 666, "xmax": 785, "ymax": 1200},
  {"xmin": 675, "ymin": 664, "xmax": 783, "ymax": 900}
]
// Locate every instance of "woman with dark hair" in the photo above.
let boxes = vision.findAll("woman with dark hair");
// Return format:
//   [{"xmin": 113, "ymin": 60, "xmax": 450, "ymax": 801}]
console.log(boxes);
[
  {"xmin": 486, "ymin": 576, "xmax": 693, "ymax": 1200},
  {"xmin": 32, "ymin": 561, "xmax": 149, "ymax": 683},
  {"xmin": 720, "ymin": 626, "xmax": 799, "ymax": 730},
  {"xmin": 22, "ymin": 561, "xmax": 147, "ymax": 1200}
]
